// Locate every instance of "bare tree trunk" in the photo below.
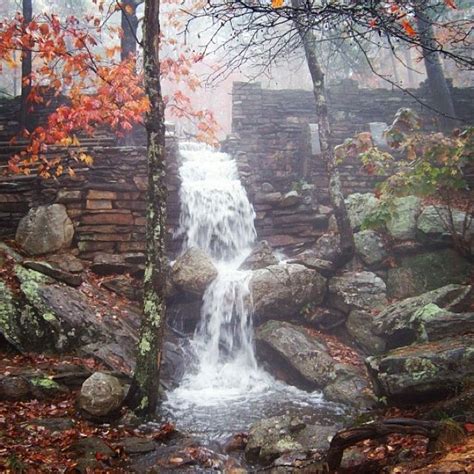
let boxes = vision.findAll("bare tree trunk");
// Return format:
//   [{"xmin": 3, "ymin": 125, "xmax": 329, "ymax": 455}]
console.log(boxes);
[
  {"xmin": 291, "ymin": 0, "xmax": 354, "ymax": 266},
  {"xmin": 126, "ymin": 0, "xmax": 167, "ymax": 417},
  {"xmin": 121, "ymin": 0, "xmax": 140, "ymax": 61},
  {"xmin": 414, "ymin": 6, "xmax": 457, "ymax": 131},
  {"xmin": 20, "ymin": 0, "xmax": 32, "ymax": 130},
  {"xmin": 404, "ymin": 46, "xmax": 415, "ymax": 88}
]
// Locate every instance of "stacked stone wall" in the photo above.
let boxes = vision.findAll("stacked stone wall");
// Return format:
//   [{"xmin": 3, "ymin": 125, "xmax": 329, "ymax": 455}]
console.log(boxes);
[{"xmin": 229, "ymin": 80, "xmax": 474, "ymax": 252}]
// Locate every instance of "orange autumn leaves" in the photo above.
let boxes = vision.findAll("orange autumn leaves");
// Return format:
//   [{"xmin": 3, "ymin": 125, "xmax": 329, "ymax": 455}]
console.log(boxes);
[{"xmin": 0, "ymin": 8, "xmax": 218, "ymax": 178}]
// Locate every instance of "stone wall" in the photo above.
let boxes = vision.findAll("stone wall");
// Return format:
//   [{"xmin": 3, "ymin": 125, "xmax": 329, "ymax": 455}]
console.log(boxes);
[
  {"xmin": 0, "ymin": 141, "xmax": 181, "ymax": 259},
  {"xmin": 228, "ymin": 80, "xmax": 474, "ymax": 252}
]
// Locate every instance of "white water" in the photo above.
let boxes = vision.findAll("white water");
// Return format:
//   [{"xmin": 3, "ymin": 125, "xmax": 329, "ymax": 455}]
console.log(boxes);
[{"xmin": 165, "ymin": 142, "xmax": 343, "ymax": 441}]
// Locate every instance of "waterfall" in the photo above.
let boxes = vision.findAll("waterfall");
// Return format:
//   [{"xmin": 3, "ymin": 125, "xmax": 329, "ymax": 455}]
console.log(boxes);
[
  {"xmin": 165, "ymin": 142, "xmax": 335, "ymax": 441},
  {"xmin": 173, "ymin": 141, "xmax": 271, "ymax": 396}
]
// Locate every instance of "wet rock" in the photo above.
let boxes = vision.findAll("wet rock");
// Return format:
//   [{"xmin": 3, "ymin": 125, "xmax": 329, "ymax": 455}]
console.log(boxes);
[
  {"xmin": 417, "ymin": 205, "xmax": 474, "ymax": 242},
  {"xmin": 386, "ymin": 249, "xmax": 471, "ymax": 299},
  {"xmin": 313, "ymin": 233, "xmax": 342, "ymax": 263},
  {"xmin": 373, "ymin": 284, "xmax": 472, "ymax": 350},
  {"xmin": 249, "ymin": 264, "xmax": 326, "ymax": 321},
  {"xmin": 78, "ymin": 372, "xmax": 125, "ymax": 418},
  {"xmin": 245, "ymin": 415, "xmax": 337, "ymax": 465},
  {"xmin": 254, "ymin": 192, "xmax": 283, "ymax": 204},
  {"xmin": 102, "ymin": 275, "xmax": 142, "ymax": 301},
  {"xmin": 24, "ymin": 260, "xmax": 82, "ymax": 287},
  {"xmin": 346, "ymin": 310, "xmax": 385, "ymax": 355},
  {"xmin": 171, "ymin": 247, "xmax": 218, "ymax": 297},
  {"xmin": 255, "ymin": 320, "xmax": 373, "ymax": 408},
  {"xmin": 239, "ymin": 240, "xmax": 278, "ymax": 270},
  {"xmin": 120, "ymin": 437, "xmax": 157, "ymax": 455},
  {"xmin": 261, "ymin": 182, "xmax": 275, "ymax": 193},
  {"xmin": 29, "ymin": 376, "xmax": 69, "ymax": 399},
  {"xmin": 386, "ymin": 196, "xmax": 421, "ymax": 240},
  {"xmin": 328, "ymin": 271, "xmax": 387, "ymax": 314},
  {"xmin": 16, "ymin": 204, "xmax": 74, "ymax": 255},
  {"xmin": 354, "ymin": 230, "xmax": 387, "ymax": 266},
  {"xmin": 287, "ymin": 249, "xmax": 335, "ymax": 277},
  {"xmin": 366, "ymin": 334, "xmax": 474, "ymax": 403},
  {"xmin": 345, "ymin": 193, "xmax": 379, "ymax": 229},
  {"xmin": 302, "ymin": 307, "xmax": 347, "ymax": 331},
  {"xmin": 167, "ymin": 300, "xmax": 202, "ymax": 333}
]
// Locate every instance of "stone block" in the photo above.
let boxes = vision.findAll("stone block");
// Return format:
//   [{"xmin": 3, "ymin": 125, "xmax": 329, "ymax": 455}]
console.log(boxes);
[
  {"xmin": 81, "ymin": 213, "xmax": 134, "ymax": 225},
  {"xmin": 86, "ymin": 190, "xmax": 117, "ymax": 200},
  {"xmin": 86, "ymin": 200, "xmax": 113, "ymax": 210}
]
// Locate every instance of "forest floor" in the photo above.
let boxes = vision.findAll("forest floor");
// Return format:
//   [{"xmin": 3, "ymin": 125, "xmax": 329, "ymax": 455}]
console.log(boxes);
[{"xmin": 1, "ymin": 350, "xmax": 473, "ymax": 473}]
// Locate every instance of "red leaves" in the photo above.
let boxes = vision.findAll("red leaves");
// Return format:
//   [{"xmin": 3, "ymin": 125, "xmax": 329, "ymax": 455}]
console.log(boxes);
[
  {"xmin": 401, "ymin": 19, "xmax": 416, "ymax": 37},
  {"xmin": 445, "ymin": 0, "xmax": 457, "ymax": 8}
]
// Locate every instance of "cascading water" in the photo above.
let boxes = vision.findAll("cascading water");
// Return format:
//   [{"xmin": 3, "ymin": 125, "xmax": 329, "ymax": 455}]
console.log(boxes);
[{"xmin": 165, "ymin": 142, "xmax": 342, "ymax": 441}]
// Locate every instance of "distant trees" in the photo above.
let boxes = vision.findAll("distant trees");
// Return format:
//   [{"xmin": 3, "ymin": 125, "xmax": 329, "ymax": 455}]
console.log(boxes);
[{"xmin": 120, "ymin": 0, "xmax": 143, "ymax": 61}]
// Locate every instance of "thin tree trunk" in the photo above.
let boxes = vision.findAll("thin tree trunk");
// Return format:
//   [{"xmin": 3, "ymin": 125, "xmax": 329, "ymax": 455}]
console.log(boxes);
[
  {"xmin": 291, "ymin": 0, "xmax": 354, "ymax": 266},
  {"xmin": 414, "ymin": 6, "xmax": 457, "ymax": 131},
  {"xmin": 20, "ymin": 0, "xmax": 32, "ymax": 130},
  {"xmin": 404, "ymin": 46, "xmax": 415, "ymax": 88},
  {"xmin": 121, "ymin": 0, "xmax": 140, "ymax": 61},
  {"xmin": 126, "ymin": 0, "xmax": 167, "ymax": 417}
]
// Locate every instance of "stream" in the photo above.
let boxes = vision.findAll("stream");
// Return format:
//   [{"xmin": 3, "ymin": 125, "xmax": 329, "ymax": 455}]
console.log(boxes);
[{"xmin": 164, "ymin": 142, "xmax": 345, "ymax": 443}]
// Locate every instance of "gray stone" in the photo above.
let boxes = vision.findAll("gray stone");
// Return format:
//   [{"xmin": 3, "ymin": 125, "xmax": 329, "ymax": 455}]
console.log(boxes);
[
  {"xmin": 313, "ymin": 233, "xmax": 342, "ymax": 263},
  {"xmin": 255, "ymin": 320, "xmax": 374, "ymax": 408},
  {"xmin": 279, "ymin": 190, "xmax": 302, "ymax": 208},
  {"xmin": 288, "ymin": 249, "xmax": 336, "ymax": 277},
  {"xmin": 386, "ymin": 196, "xmax": 421, "ymax": 240},
  {"xmin": 366, "ymin": 334, "xmax": 474, "ymax": 402},
  {"xmin": 16, "ymin": 204, "xmax": 74, "ymax": 255},
  {"xmin": 171, "ymin": 247, "xmax": 218, "ymax": 297},
  {"xmin": 245, "ymin": 415, "xmax": 337, "ymax": 464},
  {"xmin": 328, "ymin": 271, "xmax": 387, "ymax": 314},
  {"xmin": 24, "ymin": 260, "xmax": 82, "ymax": 287},
  {"xmin": 354, "ymin": 230, "xmax": 388, "ymax": 266},
  {"xmin": 249, "ymin": 264, "xmax": 326, "ymax": 321},
  {"xmin": 345, "ymin": 193, "xmax": 379, "ymax": 229},
  {"xmin": 239, "ymin": 240, "xmax": 278, "ymax": 270},
  {"xmin": 0, "ymin": 375, "xmax": 31, "ymax": 401},
  {"xmin": 417, "ymin": 205, "xmax": 474, "ymax": 240},
  {"xmin": 120, "ymin": 437, "xmax": 157, "ymax": 454},
  {"xmin": 386, "ymin": 249, "xmax": 471, "ymax": 299},
  {"xmin": 78, "ymin": 372, "xmax": 125, "ymax": 418},
  {"xmin": 373, "ymin": 284, "xmax": 472, "ymax": 350},
  {"xmin": 346, "ymin": 310, "xmax": 386, "ymax": 355}
]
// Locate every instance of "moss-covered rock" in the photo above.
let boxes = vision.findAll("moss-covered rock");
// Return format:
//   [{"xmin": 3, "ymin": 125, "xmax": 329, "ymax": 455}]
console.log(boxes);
[
  {"xmin": 387, "ymin": 249, "xmax": 471, "ymax": 299},
  {"xmin": 386, "ymin": 196, "xmax": 421, "ymax": 240},
  {"xmin": 373, "ymin": 284, "xmax": 472, "ymax": 350},
  {"xmin": 366, "ymin": 334, "xmax": 474, "ymax": 403}
]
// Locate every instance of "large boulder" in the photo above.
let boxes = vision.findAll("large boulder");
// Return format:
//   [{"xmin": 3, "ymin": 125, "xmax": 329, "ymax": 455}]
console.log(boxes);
[
  {"xmin": 78, "ymin": 372, "xmax": 125, "ymax": 418},
  {"xmin": 171, "ymin": 247, "xmax": 218, "ymax": 297},
  {"xmin": 255, "ymin": 321, "xmax": 374, "ymax": 408},
  {"xmin": 287, "ymin": 249, "xmax": 335, "ymax": 277},
  {"xmin": 386, "ymin": 249, "xmax": 471, "ymax": 299},
  {"xmin": 373, "ymin": 284, "xmax": 472, "ymax": 350},
  {"xmin": 16, "ymin": 204, "xmax": 74, "ymax": 255},
  {"xmin": 328, "ymin": 271, "xmax": 387, "ymax": 314},
  {"xmin": 366, "ymin": 334, "xmax": 474, "ymax": 403},
  {"xmin": 417, "ymin": 205, "xmax": 474, "ymax": 242},
  {"xmin": 245, "ymin": 415, "xmax": 338, "ymax": 465},
  {"xmin": 239, "ymin": 241, "xmax": 278, "ymax": 270},
  {"xmin": 386, "ymin": 196, "xmax": 421, "ymax": 240},
  {"xmin": 354, "ymin": 230, "xmax": 388, "ymax": 266},
  {"xmin": 249, "ymin": 264, "xmax": 326, "ymax": 321},
  {"xmin": 345, "ymin": 193, "xmax": 379, "ymax": 230}
]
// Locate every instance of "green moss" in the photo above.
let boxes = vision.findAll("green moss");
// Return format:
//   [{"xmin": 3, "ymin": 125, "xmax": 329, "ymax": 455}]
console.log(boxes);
[
  {"xmin": 30, "ymin": 377, "xmax": 60, "ymax": 390},
  {"xmin": 404, "ymin": 357, "xmax": 438, "ymax": 381},
  {"xmin": 42, "ymin": 312, "xmax": 57, "ymax": 322}
]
